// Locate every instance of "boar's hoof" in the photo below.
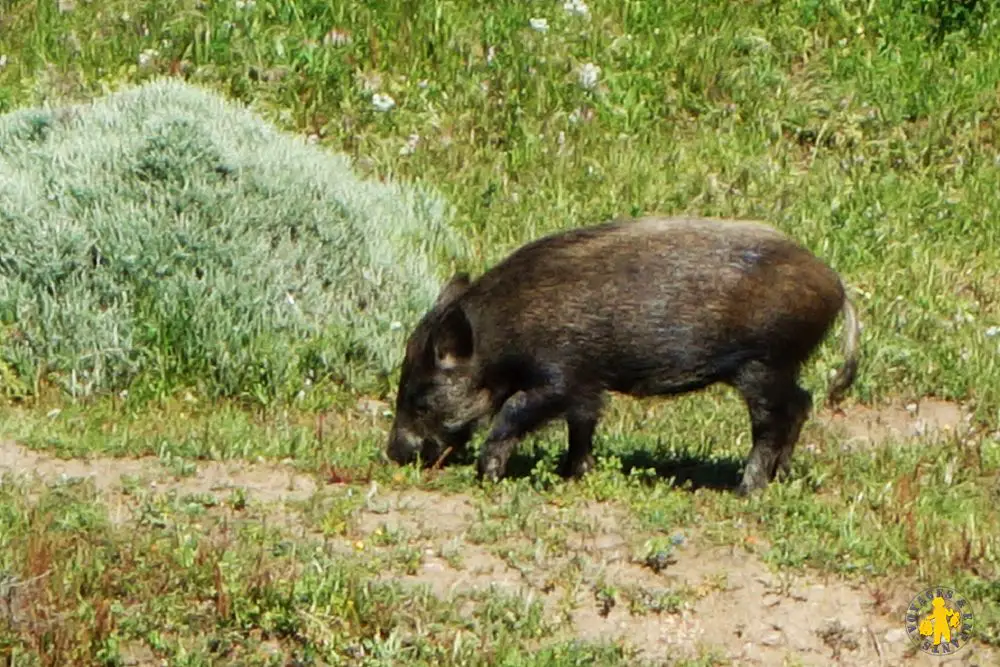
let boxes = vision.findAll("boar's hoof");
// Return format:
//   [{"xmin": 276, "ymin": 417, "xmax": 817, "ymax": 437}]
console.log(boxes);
[
  {"xmin": 558, "ymin": 453, "xmax": 596, "ymax": 480},
  {"xmin": 735, "ymin": 478, "xmax": 768, "ymax": 498},
  {"xmin": 476, "ymin": 456, "xmax": 505, "ymax": 483}
]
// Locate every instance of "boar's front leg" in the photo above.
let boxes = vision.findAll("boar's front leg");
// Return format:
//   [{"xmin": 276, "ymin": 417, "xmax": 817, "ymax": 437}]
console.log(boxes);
[{"xmin": 477, "ymin": 385, "xmax": 569, "ymax": 482}]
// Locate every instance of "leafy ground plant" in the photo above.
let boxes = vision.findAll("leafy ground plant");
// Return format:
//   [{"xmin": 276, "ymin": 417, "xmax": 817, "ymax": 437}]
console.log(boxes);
[{"xmin": 0, "ymin": 79, "xmax": 469, "ymax": 403}]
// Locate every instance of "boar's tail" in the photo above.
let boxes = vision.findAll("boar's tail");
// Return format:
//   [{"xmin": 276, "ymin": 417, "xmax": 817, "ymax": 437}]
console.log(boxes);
[{"xmin": 826, "ymin": 285, "xmax": 860, "ymax": 407}]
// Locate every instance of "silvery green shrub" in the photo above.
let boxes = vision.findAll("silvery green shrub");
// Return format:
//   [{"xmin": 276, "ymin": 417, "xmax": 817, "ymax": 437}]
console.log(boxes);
[{"xmin": 0, "ymin": 78, "xmax": 469, "ymax": 400}]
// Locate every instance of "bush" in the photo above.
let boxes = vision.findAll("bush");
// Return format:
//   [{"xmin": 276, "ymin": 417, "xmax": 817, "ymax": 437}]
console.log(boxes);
[{"xmin": 0, "ymin": 78, "xmax": 470, "ymax": 402}]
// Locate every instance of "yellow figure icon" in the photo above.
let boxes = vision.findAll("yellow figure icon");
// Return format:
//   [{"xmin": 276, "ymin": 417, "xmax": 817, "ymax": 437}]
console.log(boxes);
[{"xmin": 918, "ymin": 596, "xmax": 962, "ymax": 646}]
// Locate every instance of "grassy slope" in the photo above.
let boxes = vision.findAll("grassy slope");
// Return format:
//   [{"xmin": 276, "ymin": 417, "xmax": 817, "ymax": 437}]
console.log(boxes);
[
  {"xmin": 2, "ymin": 0, "xmax": 1000, "ymax": 664},
  {"xmin": 6, "ymin": 0, "xmax": 999, "ymax": 412}
]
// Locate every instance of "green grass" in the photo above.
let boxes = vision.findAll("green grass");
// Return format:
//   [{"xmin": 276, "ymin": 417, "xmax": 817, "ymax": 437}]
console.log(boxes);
[
  {"xmin": 4, "ymin": 0, "xmax": 1000, "ymax": 413},
  {"xmin": 0, "ymin": 477, "xmax": 646, "ymax": 666},
  {"xmin": 2, "ymin": 0, "xmax": 1000, "ymax": 664}
]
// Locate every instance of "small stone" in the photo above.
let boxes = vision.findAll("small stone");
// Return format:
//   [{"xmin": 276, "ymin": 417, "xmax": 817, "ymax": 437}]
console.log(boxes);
[
  {"xmin": 761, "ymin": 632, "xmax": 783, "ymax": 646},
  {"xmin": 884, "ymin": 628, "xmax": 907, "ymax": 643}
]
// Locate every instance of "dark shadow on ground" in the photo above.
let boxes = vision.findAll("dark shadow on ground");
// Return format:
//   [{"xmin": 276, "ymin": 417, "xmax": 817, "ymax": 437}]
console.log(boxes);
[
  {"xmin": 488, "ymin": 448, "xmax": 745, "ymax": 493},
  {"xmin": 421, "ymin": 433, "xmax": 747, "ymax": 493},
  {"xmin": 619, "ymin": 450, "xmax": 744, "ymax": 492}
]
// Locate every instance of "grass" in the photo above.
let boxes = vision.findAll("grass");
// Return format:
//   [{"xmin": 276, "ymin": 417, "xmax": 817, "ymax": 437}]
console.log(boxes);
[
  {"xmin": 2, "ymin": 0, "xmax": 1000, "ymax": 664},
  {"xmin": 0, "ymin": 477, "xmax": 645, "ymax": 666}
]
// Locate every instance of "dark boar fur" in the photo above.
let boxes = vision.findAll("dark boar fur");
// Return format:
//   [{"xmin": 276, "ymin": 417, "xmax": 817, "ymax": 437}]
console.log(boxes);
[{"xmin": 386, "ymin": 215, "xmax": 860, "ymax": 495}]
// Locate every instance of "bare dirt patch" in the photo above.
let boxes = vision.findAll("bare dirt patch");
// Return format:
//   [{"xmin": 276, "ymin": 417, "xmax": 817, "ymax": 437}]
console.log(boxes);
[
  {"xmin": 0, "ymin": 438, "xmax": 317, "ymax": 515},
  {"xmin": 357, "ymin": 488, "xmax": 531, "ymax": 599},
  {"xmin": 358, "ymin": 487, "xmax": 477, "ymax": 536},
  {"xmin": 817, "ymin": 398, "xmax": 971, "ymax": 449}
]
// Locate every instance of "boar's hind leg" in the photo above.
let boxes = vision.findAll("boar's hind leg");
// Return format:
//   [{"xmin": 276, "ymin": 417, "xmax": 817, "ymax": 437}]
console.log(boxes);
[
  {"xmin": 477, "ymin": 387, "xmax": 569, "ymax": 482},
  {"xmin": 732, "ymin": 361, "xmax": 813, "ymax": 496},
  {"xmin": 558, "ymin": 394, "xmax": 604, "ymax": 479},
  {"xmin": 774, "ymin": 386, "xmax": 812, "ymax": 480}
]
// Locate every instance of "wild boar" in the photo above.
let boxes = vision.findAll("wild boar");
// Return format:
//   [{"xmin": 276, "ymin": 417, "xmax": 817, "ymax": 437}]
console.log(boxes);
[{"xmin": 386, "ymin": 215, "xmax": 859, "ymax": 495}]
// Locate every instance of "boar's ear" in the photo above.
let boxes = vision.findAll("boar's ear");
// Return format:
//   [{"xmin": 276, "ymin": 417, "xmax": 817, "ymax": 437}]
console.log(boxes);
[
  {"xmin": 434, "ymin": 273, "xmax": 471, "ymax": 310},
  {"xmin": 432, "ymin": 304, "xmax": 474, "ymax": 370}
]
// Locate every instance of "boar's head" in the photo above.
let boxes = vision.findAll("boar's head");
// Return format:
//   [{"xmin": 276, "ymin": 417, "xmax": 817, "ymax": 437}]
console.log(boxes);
[{"xmin": 386, "ymin": 273, "xmax": 491, "ymax": 467}]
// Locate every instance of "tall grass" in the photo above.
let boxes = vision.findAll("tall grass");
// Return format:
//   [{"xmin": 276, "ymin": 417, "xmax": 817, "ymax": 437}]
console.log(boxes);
[
  {"xmin": 2, "ymin": 1, "xmax": 1000, "ymax": 412},
  {"xmin": 0, "ymin": 79, "xmax": 470, "ymax": 402}
]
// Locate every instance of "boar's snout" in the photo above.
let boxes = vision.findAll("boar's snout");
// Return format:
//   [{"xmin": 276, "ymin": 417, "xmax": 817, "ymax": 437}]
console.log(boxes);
[
  {"xmin": 386, "ymin": 423, "xmax": 433, "ymax": 466},
  {"xmin": 387, "ymin": 419, "xmax": 473, "ymax": 468}
]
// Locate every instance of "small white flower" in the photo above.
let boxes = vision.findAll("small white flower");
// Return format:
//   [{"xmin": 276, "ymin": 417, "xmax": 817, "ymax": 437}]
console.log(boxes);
[
  {"xmin": 578, "ymin": 62, "xmax": 601, "ymax": 89},
  {"xmin": 0, "ymin": 55, "xmax": 7, "ymax": 70},
  {"xmin": 137, "ymin": 49, "xmax": 159, "ymax": 68},
  {"xmin": 986, "ymin": 325, "xmax": 1000, "ymax": 338},
  {"xmin": 418, "ymin": 79, "xmax": 429, "ymax": 89},
  {"xmin": 390, "ymin": 321, "xmax": 403, "ymax": 331},
  {"xmin": 235, "ymin": 0, "xmax": 255, "ymax": 8},
  {"xmin": 486, "ymin": 45, "xmax": 496, "ymax": 64},
  {"xmin": 568, "ymin": 108, "xmax": 582, "ymax": 124},
  {"xmin": 529, "ymin": 18, "xmax": 549, "ymax": 32},
  {"xmin": 371, "ymin": 93, "xmax": 396, "ymax": 112},
  {"xmin": 285, "ymin": 292, "xmax": 296, "ymax": 305},
  {"xmin": 563, "ymin": 0, "xmax": 589, "ymax": 17},
  {"xmin": 399, "ymin": 133, "xmax": 420, "ymax": 156}
]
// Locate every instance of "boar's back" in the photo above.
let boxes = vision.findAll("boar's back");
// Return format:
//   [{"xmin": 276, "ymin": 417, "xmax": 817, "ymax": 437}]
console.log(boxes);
[{"xmin": 458, "ymin": 216, "xmax": 844, "ymax": 396}]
